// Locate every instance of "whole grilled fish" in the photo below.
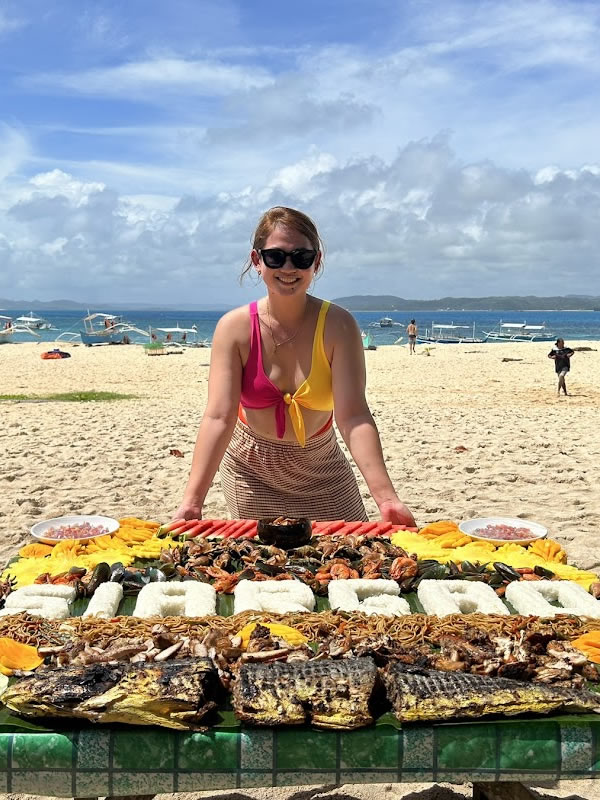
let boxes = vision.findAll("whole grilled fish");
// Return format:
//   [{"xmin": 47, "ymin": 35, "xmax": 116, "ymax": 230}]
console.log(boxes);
[
  {"xmin": 384, "ymin": 662, "xmax": 600, "ymax": 722},
  {"xmin": 233, "ymin": 657, "xmax": 378, "ymax": 729},
  {"xmin": 2, "ymin": 658, "xmax": 219, "ymax": 730}
]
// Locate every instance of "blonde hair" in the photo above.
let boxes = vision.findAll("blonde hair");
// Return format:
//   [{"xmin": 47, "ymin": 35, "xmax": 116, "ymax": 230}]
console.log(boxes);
[{"xmin": 240, "ymin": 207, "xmax": 324, "ymax": 282}]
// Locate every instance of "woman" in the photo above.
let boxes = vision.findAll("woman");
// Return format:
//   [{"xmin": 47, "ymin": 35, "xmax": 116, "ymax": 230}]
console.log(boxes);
[{"xmin": 176, "ymin": 207, "xmax": 415, "ymax": 525}]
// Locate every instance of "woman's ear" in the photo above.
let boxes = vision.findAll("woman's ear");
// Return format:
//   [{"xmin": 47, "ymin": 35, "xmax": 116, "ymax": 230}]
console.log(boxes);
[
  {"xmin": 314, "ymin": 251, "xmax": 322, "ymax": 273},
  {"xmin": 251, "ymin": 249, "xmax": 261, "ymax": 267}
]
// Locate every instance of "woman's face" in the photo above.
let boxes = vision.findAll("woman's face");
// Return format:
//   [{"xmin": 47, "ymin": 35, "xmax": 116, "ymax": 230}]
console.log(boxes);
[{"xmin": 252, "ymin": 225, "xmax": 320, "ymax": 298}]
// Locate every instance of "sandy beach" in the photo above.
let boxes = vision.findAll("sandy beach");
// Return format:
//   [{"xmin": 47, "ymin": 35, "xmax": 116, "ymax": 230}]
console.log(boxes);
[{"xmin": 1, "ymin": 338, "xmax": 599, "ymax": 800}]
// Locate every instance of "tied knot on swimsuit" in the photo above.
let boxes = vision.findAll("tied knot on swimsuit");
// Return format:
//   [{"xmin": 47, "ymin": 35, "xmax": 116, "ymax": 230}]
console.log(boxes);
[{"xmin": 283, "ymin": 392, "xmax": 293, "ymax": 406}]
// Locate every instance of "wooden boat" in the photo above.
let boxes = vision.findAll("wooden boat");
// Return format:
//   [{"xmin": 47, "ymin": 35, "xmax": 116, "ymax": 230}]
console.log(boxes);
[
  {"xmin": 483, "ymin": 322, "xmax": 555, "ymax": 342},
  {"xmin": 14, "ymin": 312, "xmax": 52, "ymax": 330},
  {"xmin": 417, "ymin": 323, "xmax": 483, "ymax": 344}
]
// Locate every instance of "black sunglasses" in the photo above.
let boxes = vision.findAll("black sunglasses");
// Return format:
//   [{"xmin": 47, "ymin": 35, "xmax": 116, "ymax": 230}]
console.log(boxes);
[{"xmin": 259, "ymin": 248, "xmax": 317, "ymax": 270}]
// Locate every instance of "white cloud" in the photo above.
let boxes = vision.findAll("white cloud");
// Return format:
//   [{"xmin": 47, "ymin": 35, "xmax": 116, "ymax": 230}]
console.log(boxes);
[
  {"xmin": 0, "ymin": 7, "xmax": 25, "ymax": 36},
  {"xmin": 22, "ymin": 57, "xmax": 275, "ymax": 98},
  {"xmin": 1, "ymin": 137, "xmax": 599, "ymax": 304},
  {"xmin": 0, "ymin": 125, "xmax": 29, "ymax": 183}
]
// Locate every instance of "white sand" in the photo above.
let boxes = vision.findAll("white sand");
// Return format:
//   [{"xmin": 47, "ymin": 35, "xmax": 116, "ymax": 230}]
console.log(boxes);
[{"xmin": 0, "ymin": 339, "xmax": 599, "ymax": 800}]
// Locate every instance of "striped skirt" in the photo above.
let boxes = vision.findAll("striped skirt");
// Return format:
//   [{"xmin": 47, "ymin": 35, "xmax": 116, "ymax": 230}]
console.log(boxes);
[{"xmin": 220, "ymin": 420, "xmax": 368, "ymax": 521}]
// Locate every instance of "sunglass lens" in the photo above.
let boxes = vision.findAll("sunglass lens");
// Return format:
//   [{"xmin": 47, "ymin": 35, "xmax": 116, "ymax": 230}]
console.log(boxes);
[
  {"xmin": 292, "ymin": 250, "xmax": 317, "ymax": 269},
  {"xmin": 261, "ymin": 249, "xmax": 286, "ymax": 268}
]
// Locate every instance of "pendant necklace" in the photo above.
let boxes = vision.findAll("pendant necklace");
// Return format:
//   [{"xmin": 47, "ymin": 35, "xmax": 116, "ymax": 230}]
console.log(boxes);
[{"xmin": 265, "ymin": 300, "xmax": 306, "ymax": 351}]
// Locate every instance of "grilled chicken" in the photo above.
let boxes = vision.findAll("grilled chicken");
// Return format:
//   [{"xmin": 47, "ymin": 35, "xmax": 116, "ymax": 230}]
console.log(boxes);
[
  {"xmin": 233, "ymin": 657, "xmax": 378, "ymax": 729},
  {"xmin": 384, "ymin": 662, "xmax": 600, "ymax": 722},
  {"xmin": 2, "ymin": 658, "xmax": 219, "ymax": 730}
]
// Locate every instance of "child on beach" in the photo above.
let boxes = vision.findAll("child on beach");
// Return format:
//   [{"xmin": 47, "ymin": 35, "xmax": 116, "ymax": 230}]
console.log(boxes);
[
  {"xmin": 176, "ymin": 206, "xmax": 416, "ymax": 526},
  {"xmin": 548, "ymin": 338, "xmax": 574, "ymax": 396}
]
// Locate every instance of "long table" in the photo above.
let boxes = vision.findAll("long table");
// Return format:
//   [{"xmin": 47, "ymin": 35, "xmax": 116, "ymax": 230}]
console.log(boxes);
[{"xmin": 1, "ymin": 716, "xmax": 599, "ymax": 797}]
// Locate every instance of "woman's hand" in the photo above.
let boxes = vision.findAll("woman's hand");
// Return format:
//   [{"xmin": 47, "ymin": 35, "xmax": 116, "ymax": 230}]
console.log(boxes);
[
  {"xmin": 378, "ymin": 498, "xmax": 417, "ymax": 527},
  {"xmin": 173, "ymin": 501, "xmax": 203, "ymax": 521}
]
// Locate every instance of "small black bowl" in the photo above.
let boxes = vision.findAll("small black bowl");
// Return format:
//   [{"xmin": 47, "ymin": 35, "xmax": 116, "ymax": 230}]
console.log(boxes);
[{"xmin": 257, "ymin": 516, "xmax": 313, "ymax": 549}]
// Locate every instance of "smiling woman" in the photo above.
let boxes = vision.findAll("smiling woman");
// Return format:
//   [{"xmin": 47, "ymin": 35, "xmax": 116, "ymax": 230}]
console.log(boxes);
[{"xmin": 175, "ymin": 206, "xmax": 416, "ymax": 527}]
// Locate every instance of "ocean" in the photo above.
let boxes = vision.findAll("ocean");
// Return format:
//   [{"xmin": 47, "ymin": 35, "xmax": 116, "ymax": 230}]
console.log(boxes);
[{"xmin": 4, "ymin": 307, "xmax": 600, "ymax": 346}]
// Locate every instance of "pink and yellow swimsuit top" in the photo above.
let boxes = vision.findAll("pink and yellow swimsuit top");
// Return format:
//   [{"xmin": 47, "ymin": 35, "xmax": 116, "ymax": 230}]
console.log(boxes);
[{"xmin": 240, "ymin": 300, "xmax": 334, "ymax": 447}]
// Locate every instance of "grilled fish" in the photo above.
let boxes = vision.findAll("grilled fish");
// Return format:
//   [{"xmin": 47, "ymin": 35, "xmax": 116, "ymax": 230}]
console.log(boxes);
[
  {"xmin": 384, "ymin": 662, "xmax": 600, "ymax": 723},
  {"xmin": 2, "ymin": 658, "xmax": 219, "ymax": 730},
  {"xmin": 233, "ymin": 657, "xmax": 378, "ymax": 729}
]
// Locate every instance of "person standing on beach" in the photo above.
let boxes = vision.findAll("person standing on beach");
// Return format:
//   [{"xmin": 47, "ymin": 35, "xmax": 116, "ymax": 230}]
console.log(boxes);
[
  {"xmin": 548, "ymin": 338, "xmax": 574, "ymax": 396},
  {"xmin": 175, "ymin": 206, "xmax": 416, "ymax": 526},
  {"xmin": 406, "ymin": 319, "xmax": 417, "ymax": 354}
]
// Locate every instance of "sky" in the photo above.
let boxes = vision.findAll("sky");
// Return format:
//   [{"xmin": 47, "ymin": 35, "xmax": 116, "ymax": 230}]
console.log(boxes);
[{"xmin": 1, "ymin": 0, "xmax": 600, "ymax": 306}]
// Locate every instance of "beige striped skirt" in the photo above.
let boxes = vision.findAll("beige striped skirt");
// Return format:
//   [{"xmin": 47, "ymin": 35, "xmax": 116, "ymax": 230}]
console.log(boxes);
[{"xmin": 220, "ymin": 420, "xmax": 368, "ymax": 521}]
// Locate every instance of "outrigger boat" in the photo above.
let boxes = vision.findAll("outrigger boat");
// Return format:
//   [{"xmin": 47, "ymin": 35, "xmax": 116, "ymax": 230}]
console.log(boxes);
[
  {"xmin": 483, "ymin": 322, "xmax": 555, "ymax": 342},
  {"xmin": 417, "ymin": 322, "xmax": 483, "ymax": 344},
  {"xmin": 56, "ymin": 312, "xmax": 149, "ymax": 346},
  {"xmin": 150, "ymin": 325, "xmax": 210, "ymax": 348},
  {"xmin": 368, "ymin": 316, "xmax": 402, "ymax": 328},
  {"xmin": 0, "ymin": 315, "xmax": 41, "ymax": 343},
  {"xmin": 14, "ymin": 312, "xmax": 52, "ymax": 330}
]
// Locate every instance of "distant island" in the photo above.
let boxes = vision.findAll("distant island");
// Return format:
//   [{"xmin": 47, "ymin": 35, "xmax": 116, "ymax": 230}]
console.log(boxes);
[
  {"xmin": 0, "ymin": 297, "xmax": 230, "ymax": 311},
  {"xmin": 333, "ymin": 295, "xmax": 600, "ymax": 312}
]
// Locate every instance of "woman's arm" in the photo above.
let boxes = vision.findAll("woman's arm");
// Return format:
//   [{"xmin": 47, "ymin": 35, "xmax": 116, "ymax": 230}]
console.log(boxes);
[
  {"xmin": 330, "ymin": 309, "xmax": 416, "ymax": 526},
  {"xmin": 175, "ymin": 313, "xmax": 244, "ymax": 519}
]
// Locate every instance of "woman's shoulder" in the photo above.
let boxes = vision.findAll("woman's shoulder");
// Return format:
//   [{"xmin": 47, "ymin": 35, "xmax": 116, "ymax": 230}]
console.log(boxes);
[
  {"xmin": 322, "ymin": 300, "xmax": 359, "ymax": 330},
  {"xmin": 214, "ymin": 304, "xmax": 252, "ymax": 341}
]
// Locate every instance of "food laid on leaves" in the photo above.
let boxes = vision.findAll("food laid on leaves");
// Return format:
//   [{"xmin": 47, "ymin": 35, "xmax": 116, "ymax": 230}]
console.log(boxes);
[
  {"xmin": 256, "ymin": 516, "xmax": 313, "ymax": 548},
  {"xmin": 417, "ymin": 579, "xmax": 510, "ymax": 617},
  {"xmin": 133, "ymin": 581, "xmax": 216, "ymax": 618},
  {"xmin": 82, "ymin": 582, "xmax": 124, "ymax": 619},
  {"xmin": 1, "ymin": 658, "xmax": 221, "ymax": 730},
  {"xmin": 233, "ymin": 579, "xmax": 316, "ymax": 614},
  {"xmin": 328, "ymin": 578, "xmax": 410, "ymax": 616},
  {"xmin": 382, "ymin": 662, "xmax": 600, "ymax": 722},
  {"xmin": 0, "ymin": 637, "xmax": 44, "ymax": 676},
  {"xmin": 2, "ymin": 515, "xmax": 600, "ymax": 732},
  {"xmin": 505, "ymin": 580, "xmax": 600, "ymax": 618},
  {"xmin": 232, "ymin": 655, "xmax": 379, "ymax": 729}
]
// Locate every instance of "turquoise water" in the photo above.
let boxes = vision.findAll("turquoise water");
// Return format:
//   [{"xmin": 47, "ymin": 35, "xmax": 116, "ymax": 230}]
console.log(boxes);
[{"xmin": 6, "ymin": 308, "xmax": 600, "ymax": 346}]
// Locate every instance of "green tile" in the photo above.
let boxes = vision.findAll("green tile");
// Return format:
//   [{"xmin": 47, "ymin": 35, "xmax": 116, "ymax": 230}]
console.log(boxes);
[
  {"xmin": 275, "ymin": 729, "xmax": 337, "ymax": 770},
  {"xmin": 179, "ymin": 731, "xmax": 238, "ymax": 770},
  {"xmin": 75, "ymin": 730, "xmax": 111, "ymax": 769},
  {"xmin": 112, "ymin": 729, "xmax": 175, "ymax": 770},
  {"xmin": 402, "ymin": 727, "xmax": 434, "ymax": 769},
  {"xmin": 0, "ymin": 734, "xmax": 10, "ymax": 769},
  {"xmin": 340, "ymin": 770, "xmax": 396, "ymax": 784},
  {"xmin": 240, "ymin": 770, "xmax": 273, "ymax": 788},
  {"xmin": 275, "ymin": 770, "xmax": 337, "ymax": 787},
  {"xmin": 438, "ymin": 725, "xmax": 496, "ymax": 770},
  {"xmin": 112, "ymin": 771, "xmax": 175, "ymax": 795},
  {"xmin": 12, "ymin": 733, "xmax": 73, "ymax": 769},
  {"xmin": 177, "ymin": 771, "xmax": 239, "ymax": 791},
  {"xmin": 340, "ymin": 727, "xmax": 398, "ymax": 769},
  {"xmin": 560, "ymin": 722, "xmax": 594, "ymax": 773},
  {"xmin": 73, "ymin": 770, "xmax": 111, "ymax": 797},
  {"xmin": 499, "ymin": 722, "xmax": 559, "ymax": 771},
  {"xmin": 241, "ymin": 729, "xmax": 274, "ymax": 769},
  {"xmin": 12, "ymin": 770, "xmax": 72, "ymax": 796}
]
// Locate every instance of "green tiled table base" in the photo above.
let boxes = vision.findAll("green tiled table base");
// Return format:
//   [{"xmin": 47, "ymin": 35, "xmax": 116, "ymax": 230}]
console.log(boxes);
[{"xmin": 1, "ymin": 720, "xmax": 600, "ymax": 797}]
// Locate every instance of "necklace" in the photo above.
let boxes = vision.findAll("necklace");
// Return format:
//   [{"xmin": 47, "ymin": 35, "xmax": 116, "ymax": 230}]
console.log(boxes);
[{"xmin": 265, "ymin": 300, "xmax": 306, "ymax": 351}]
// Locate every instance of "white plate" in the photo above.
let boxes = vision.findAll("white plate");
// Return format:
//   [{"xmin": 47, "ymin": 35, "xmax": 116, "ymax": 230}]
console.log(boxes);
[
  {"xmin": 458, "ymin": 516, "xmax": 548, "ymax": 545},
  {"xmin": 31, "ymin": 515, "xmax": 120, "ymax": 544}
]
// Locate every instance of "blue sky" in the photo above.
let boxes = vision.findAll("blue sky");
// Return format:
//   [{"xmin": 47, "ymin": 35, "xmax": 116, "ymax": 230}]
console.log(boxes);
[{"xmin": 1, "ymin": 0, "xmax": 600, "ymax": 305}]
